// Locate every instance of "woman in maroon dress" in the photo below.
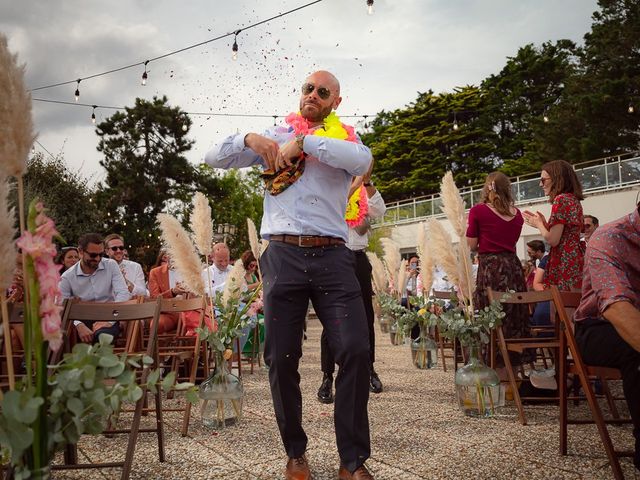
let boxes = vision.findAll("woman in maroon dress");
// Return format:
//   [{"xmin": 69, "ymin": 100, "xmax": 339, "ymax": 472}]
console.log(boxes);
[
  {"xmin": 466, "ymin": 171, "xmax": 529, "ymax": 366},
  {"xmin": 523, "ymin": 160, "xmax": 584, "ymax": 291}
]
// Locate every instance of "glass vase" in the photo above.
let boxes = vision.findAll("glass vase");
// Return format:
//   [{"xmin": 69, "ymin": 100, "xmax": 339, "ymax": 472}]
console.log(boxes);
[
  {"xmin": 378, "ymin": 314, "xmax": 390, "ymax": 333},
  {"xmin": 455, "ymin": 341, "xmax": 500, "ymax": 418},
  {"xmin": 411, "ymin": 325, "xmax": 438, "ymax": 369},
  {"xmin": 389, "ymin": 321, "xmax": 404, "ymax": 346},
  {"xmin": 200, "ymin": 349, "xmax": 244, "ymax": 429}
]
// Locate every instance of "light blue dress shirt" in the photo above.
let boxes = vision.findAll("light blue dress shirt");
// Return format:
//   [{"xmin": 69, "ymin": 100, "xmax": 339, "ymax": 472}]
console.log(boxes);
[
  {"xmin": 204, "ymin": 126, "xmax": 372, "ymax": 241},
  {"xmin": 59, "ymin": 258, "xmax": 131, "ymax": 303}
]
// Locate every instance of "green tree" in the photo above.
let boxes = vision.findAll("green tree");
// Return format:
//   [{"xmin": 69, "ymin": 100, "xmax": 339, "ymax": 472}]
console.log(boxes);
[
  {"xmin": 479, "ymin": 40, "xmax": 579, "ymax": 175},
  {"xmin": 364, "ymin": 86, "xmax": 496, "ymax": 201},
  {"xmin": 16, "ymin": 152, "xmax": 102, "ymax": 246},
  {"xmin": 94, "ymin": 96, "xmax": 197, "ymax": 267}
]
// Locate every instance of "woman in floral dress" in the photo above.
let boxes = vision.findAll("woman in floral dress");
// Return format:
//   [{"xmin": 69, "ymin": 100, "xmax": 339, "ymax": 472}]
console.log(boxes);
[{"xmin": 523, "ymin": 160, "xmax": 584, "ymax": 291}]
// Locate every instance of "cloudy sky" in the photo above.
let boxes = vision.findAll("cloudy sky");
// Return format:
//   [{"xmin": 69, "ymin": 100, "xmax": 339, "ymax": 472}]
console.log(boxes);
[{"xmin": 2, "ymin": 0, "xmax": 599, "ymax": 183}]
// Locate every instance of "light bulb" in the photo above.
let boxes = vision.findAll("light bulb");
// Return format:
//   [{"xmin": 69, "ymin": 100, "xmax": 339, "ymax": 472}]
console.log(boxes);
[
  {"xmin": 543, "ymin": 115, "xmax": 549, "ymax": 123},
  {"xmin": 91, "ymin": 112, "xmax": 96, "ymax": 124},
  {"xmin": 141, "ymin": 71, "xmax": 147, "ymax": 86},
  {"xmin": 182, "ymin": 124, "xmax": 188, "ymax": 132},
  {"xmin": 628, "ymin": 104, "xmax": 634, "ymax": 114},
  {"xmin": 232, "ymin": 40, "xmax": 238, "ymax": 61},
  {"xmin": 74, "ymin": 79, "xmax": 81, "ymax": 102},
  {"xmin": 366, "ymin": 0, "xmax": 374, "ymax": 15},
  {"xmin": 31, "ymin": 146, "xmax": 36, "ymax": 155},
  {"xmin": 453, "ymin": 122, "xmax": 459, "ymax": 131}
]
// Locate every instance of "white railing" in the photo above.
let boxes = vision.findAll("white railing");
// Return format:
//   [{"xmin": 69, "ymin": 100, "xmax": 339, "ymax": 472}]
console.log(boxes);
[{"xmin": 374, "ymin": 152, "xmax": 640, "ymax": 227}]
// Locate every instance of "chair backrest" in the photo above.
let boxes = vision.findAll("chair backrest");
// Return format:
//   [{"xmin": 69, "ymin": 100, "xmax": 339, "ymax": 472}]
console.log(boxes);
[
  {"xmin": 432, "ymin": 290, "xmax": 456, "ymax": 300},
  {"xmin": 160, "ymin": 296, "xmax": 207, "ymax": 314},
  {"xmin": 487, "ymin": 288, "xmax": 554, "ymax": 305},
  {"xmin": 7, "ymin": 302, "xmax": 26, "ymax": 324}
]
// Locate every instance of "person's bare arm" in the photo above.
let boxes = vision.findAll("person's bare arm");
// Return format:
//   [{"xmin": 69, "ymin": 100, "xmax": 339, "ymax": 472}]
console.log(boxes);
[{"xmin": 602, "ymin": 301, "xmax": 640, "ymax": 352}]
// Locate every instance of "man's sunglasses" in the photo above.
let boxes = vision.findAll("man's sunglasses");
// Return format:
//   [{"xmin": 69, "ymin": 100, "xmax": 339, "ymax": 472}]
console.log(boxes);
[
  {"xmin": 109, "ymin": 246, "xmax": 126, "ymax": 251},
  {"xmin": 301, "ymin": 83, "xmax": 332, "ymax": 100},
  {"xmin": 85, "ymin": 251, "xmax": 106, "ymax": 259}
]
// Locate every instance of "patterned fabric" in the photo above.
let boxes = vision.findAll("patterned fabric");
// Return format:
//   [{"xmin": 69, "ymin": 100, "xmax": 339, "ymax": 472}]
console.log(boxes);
[
  {"xmin": 543, "ymin": 193, "xmax": 584, "ymax": 290},
  {"xmin": 575, "ymin": 206, "xmax": 640, "ymax": 322},
  {"xmin": 261, "ymin": 155, "xmax": 306, "ymax": 195},
  {"xmin": 475, "ymin": 251, "xmax": 530, "ymax": 366}
]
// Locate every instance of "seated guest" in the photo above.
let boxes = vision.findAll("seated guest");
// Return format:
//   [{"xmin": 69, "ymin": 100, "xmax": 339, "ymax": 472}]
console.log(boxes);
[
  {"xmin": 583, "ymin": 214, "xmax": 599, "ymax": 243},
  {"xmin": 59, "ymin": 233, "xmax": 131, "ymax": 343},
  {"xmin": 56, "ymin": 246, "xmax": 79, "ymax": 274},
  {"xmin": 525, "ymin": 240, "xmax": 546, "ymax": 289},
  {"xmin": 202, "ymin": 242, "xmax": 231, "ymax": 295},
  {"xmin": 104, "ymin": 233, "xmax": 148, "ymax": 297},
  {"xmin": 574, "ymin": 203, "xmax": 640, "ymax": 472},
  {"xmin": 148, "ymin": 250, "xmax": 189, "ymax": 333},
  {"xmin": 241, "ymin": 250, "xmax": 260, "ymax": 291}
]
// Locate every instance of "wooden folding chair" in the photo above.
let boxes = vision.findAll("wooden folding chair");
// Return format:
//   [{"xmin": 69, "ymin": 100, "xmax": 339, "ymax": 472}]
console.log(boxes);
[
  {"xmin": 0, "ymin": 301, "xmax": 25, "ymax": 391},
  {"xmin": 487, "ymin": 287, "xmax": 562, "ymax": 425},
  {"xmin": 53, "ymin": 297, "xmax": 163, "ymax": 480},
  {"xmin": 556, "ymin": 289, "xmax": 634, "ymax": 480},
  {"xmin": 155, "ymin": 296, "xmax": 209, "ymax": 436},
  {"xmin": 432, "ymin": 290, "xmax": 463, "ymax": 372}
]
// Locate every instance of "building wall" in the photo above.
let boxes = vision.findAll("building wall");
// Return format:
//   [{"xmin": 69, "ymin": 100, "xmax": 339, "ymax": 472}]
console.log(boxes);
[{"xmin": 388, "ymin": 186, "xmax": 640, "ymax": 260}]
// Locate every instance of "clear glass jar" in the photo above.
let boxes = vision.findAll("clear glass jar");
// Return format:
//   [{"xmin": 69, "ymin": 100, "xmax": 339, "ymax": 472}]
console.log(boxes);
[
  {"xmin": 455, "ymin": 340, "xmax": 500, "ymax": 418},
  {"xmin": 200, "ymin": 350, "xmax": 244, "ymax": 429},
  {"xmin": 378, "ymin": 314, "xmax": 390, "ymax": 334},
  {"xmin": 389, "ymin": 321, "xmax": 404, "ymax": 346},
  {"xmin": 411, "ymin": 325, "xmax": 438, "ymax": 369}
]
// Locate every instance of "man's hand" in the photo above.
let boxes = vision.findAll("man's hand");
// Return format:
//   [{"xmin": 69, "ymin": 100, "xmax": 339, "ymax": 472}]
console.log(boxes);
[
  {"xmin": 76, "ymin": 323, "xmax": 93, "ymax": 343},
  {"xmin": 276, "ymin": 140, "xmax": 303, "ymax": 171},
  {"xmin": 244, "ymin": 133, "xmax": 279, "ymax": 172}
]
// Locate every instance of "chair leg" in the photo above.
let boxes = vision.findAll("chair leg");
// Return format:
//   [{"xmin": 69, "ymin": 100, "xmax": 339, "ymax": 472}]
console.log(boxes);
[
  {"xmin": 182, "ymin": 338, "xmax": 204, "ymax": 437},
  {"xmin": 436, "ymin": 327, "xmax": 447, "ymax": 373},
  {"xmin": 121, "ymin": 384, "xmax": 149, "ymax": 480},
  {"xmin": 497, "ymin": 327, "xmax": 526, "ymax": 425},
  {"xmin": 559, "ymin": 328, "xmax": 568, "ymax": 455},
  {"xmin": 600, "ymin": 375, "xmax": 620, "ymax": 420},
  {"xmin": 155, "ymin": 383, "xmax": 165, "ymax": 462}
]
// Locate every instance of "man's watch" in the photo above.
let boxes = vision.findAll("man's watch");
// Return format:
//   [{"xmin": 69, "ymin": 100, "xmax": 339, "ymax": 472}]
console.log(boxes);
[{"xmin": 295, "ymin": 134, "xmax": 305, "ymax": 152}]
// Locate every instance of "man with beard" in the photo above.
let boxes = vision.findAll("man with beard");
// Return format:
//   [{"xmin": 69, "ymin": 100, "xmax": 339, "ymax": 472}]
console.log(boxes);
[{"xmin": 205, "ymin": 71, "xmax": 374, "ymax": 480}]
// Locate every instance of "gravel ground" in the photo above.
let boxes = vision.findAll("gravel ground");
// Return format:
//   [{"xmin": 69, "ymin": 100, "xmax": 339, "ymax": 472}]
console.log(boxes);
[{"xmin": 52, "ymin": 315, "xmax": 637, "ymax": 479}]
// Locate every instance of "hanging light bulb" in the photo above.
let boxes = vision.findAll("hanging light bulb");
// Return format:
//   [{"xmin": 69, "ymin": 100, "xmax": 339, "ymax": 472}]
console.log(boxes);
[
  {"xmin": 232, "ymin": 30, "xmax": 241, "ymax": 61},
  {"xmin": 543, "ymin": 115, "xmax": 549, "ymax": 123},
  {"xmin": 363, "ymin": 115, "xmax": 369, "ymax": 129},
  {"xmin": 182, "ymin": 123, "xmax": 188, "ymax": 132},
  {"xmin": 31, "ymin": 146, "xmax": 36, "ymax": 155},
  {"xmin": 452, "ymin": 112, "xmax": 459, "ymax": 131},
  {"xmin": 91, "ymin": 105, "xmax": 97, "ymax": 124},
  {"xmin": 628, "ymin": 104, "xmax": 635, "ymax": 114},
  {"xmin": 141, "ymin": 60, "xmax": 149, "ymax": 86},
  {"xmin": 74, "ymin": 79, "xmax": 81, "ymax": 102},
  {"xmin": 273, "ymin": 115, "xmax": 278, "ymax": 126},
  {"xmin": 366, "ymin": 0, "xmax": 374, "ymax": 15}
]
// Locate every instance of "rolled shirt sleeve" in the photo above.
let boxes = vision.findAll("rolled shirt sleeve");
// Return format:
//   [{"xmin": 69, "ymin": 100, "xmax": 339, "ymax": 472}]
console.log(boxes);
[
  {"xmin": 302, "ymin": 135, "xmax": 372, "ymax": 176},
  {"xmin": 588, "ymin": 247, "xmax": 637, "ymax": 315},
  {"xmin": 367, "ymin": 191, "xmax": 386, "ymax": 220},
  {"xmin": 204, "ymin": 132, "xmax": 268, "ymax": 169}
]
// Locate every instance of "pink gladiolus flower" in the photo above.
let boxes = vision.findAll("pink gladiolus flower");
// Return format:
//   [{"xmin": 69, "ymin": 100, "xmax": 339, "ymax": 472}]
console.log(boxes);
[{"xmin": 16, "ymin": 203, "xmax": 63, "ymax": 351}]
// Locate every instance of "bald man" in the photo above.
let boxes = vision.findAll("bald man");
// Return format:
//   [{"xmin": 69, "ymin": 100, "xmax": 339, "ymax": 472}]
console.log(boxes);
[
  {"xmin": 206, "ymin": 71, "xmax": 374, "ymax": 480},
  {"xmin": 202, "ymin": 242, "xmax": 231, "ymax": 294}
]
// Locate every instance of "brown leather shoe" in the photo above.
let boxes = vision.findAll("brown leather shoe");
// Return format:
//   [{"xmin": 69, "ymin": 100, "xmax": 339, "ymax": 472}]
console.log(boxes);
[
  {"xmin": 338, "ymin": 464, "xmax": 374, "ymax": 480},
  {"xmin": 285, "ymin": 455, "xmax": 311, "ymax": 480}
]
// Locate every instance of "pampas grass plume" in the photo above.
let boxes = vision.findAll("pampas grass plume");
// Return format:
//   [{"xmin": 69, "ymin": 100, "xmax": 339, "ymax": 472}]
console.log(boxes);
[
  {"xmin": 380, "ymin": 237, "xmax": 400, "ymax": 292},
  {"xmin": 222, "ymin": 259, "xmax": 246, "ymax": 306},
  {"xmin": 0, "ymin": 34, "xmax": 35, "ymax": 177},
  {"xmin": 246, "ymin": 218, "xmax": 261, "ymax": 259},
  {"xmin": 191, "ymin": 192, "xmax": 213, "ymax": 257},
  {"xmin": 440, "ymin": 171, "xmax": 467, "ymax": 237},
  {"xmin": 0, "ymin": 177, "xmax": 16, "ymax": 290},
  {"xmin": 427, "ymin": 219, "xmax": 460, "ymax": 289},
  {"xmin": 396, "ymin": 259, "xmax": 408, "ymax": 298},
  {"xmin": 158, "ymin": 213, "xmax": 204, "ymax": 296},
  {"xmin": 416, "ymin": 222, "xmax": 434, "ymax": 295},
  {"xmin": 366, "ymin": 252, "xmax": 388, "ymax": 295}
]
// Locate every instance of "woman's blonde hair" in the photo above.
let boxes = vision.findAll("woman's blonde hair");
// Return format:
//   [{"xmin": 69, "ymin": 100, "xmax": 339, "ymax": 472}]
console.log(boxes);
[{"xmin": 479, "ymin": 171, "xmax": 514, "ymax": 217}]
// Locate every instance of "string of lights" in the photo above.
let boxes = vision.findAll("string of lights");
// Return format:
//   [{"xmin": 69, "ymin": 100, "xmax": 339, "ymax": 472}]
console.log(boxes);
[
  {"xmin": 32, "ymin": 97, "xmax": 375, "ymax": 124},
  {"xmin": 29, "ymin": 0, "xmax": 325, "ymax": 96}
]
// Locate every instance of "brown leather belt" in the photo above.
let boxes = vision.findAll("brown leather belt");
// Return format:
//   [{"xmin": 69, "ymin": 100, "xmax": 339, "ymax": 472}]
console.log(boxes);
[{"xmin": 270, "ymin": 234, "xmax": 345, "ymax": 248}]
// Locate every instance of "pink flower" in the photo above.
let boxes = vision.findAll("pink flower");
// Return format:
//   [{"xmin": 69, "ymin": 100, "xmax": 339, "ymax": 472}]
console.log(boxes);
[
  {"xmin": 285, "ymin": 112, "xmax": 311, "ymax": 135},
  {"xmin": 342, "ymin": 123, "xmax": 357, "ymax": 142},
  {"xmin": 16, "ymin": 203, "xmax": 63, "ymax": 351}
]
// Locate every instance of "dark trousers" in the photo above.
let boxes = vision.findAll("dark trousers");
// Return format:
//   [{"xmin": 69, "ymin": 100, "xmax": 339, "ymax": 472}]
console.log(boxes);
[
  {"xmin": 261, "ymin": 241, "xmax": 371, "ymax": 472},
  {"xmin": 320, "ymin": 250, "xmax": 375, "ymax": 376},
  {"xmin": 575, "ymin": 318, "xmax": 640, "ymax": 469}
]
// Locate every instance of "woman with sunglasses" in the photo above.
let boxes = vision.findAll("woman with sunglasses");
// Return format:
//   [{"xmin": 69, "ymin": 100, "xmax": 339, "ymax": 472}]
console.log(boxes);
[{"xmin": 523, "ymin": 160, "xmax": 585, "ymax": 291}]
